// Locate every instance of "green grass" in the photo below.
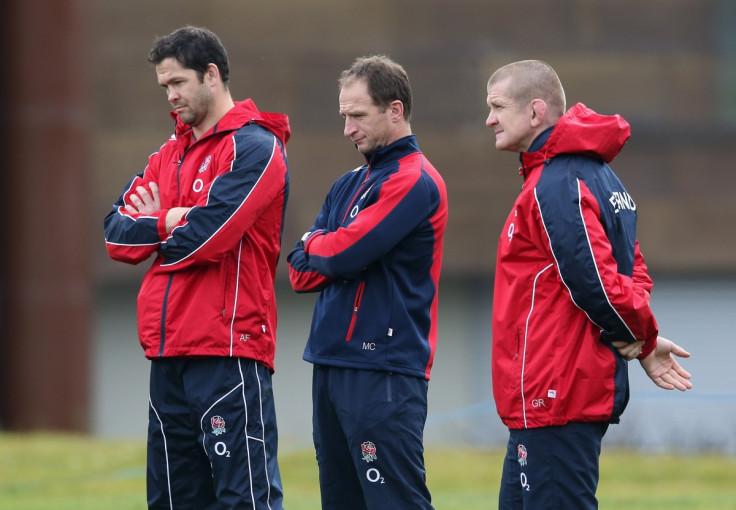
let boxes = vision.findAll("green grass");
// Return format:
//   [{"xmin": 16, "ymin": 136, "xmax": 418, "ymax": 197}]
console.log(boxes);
[
  {"xmin": 1, "ymin": 434, "xmax": 735, "ymax": 509},
  {"xmin": 0, "ymin": 433, "xmax": 145, "ymax": 510}
]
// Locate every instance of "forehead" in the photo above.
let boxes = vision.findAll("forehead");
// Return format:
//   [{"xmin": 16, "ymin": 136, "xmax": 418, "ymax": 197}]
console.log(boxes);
[
  {"xmin": 486, "ymin": 77, "xmax": 515, "ymax": 105},
  {"xmin": 339, "ymin": 79, "xmax": 376, "ymax": 114},
  {"xmin": 155, "ymin": 57, "xmax": 195, "ymax": 84}
]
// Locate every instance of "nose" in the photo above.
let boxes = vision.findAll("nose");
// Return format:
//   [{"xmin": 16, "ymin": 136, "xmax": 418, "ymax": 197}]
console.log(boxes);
[
  {"xmin": 344, "ymin": 118, "xmax": 357, "ymax": 138},
  {"xmin": 167, "ymin": 87, "xmax": 179, "ymax": 103},
  {"xmin": 485, "ymin": 110, "xmax": 497, "ymax": 128}
]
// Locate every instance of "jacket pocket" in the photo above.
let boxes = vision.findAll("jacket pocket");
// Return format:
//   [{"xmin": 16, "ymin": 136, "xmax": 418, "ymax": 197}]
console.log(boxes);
[
  {"xmin": 219, "ymin": 253, "xmax": 238, "ymax": 321},
  {"xmin": 345, "ymin": 281, "xmax": 366, "ymax": 341}
]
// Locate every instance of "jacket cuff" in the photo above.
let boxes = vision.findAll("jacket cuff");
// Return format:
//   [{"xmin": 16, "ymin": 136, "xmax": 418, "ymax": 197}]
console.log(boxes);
[
  {"xmin": 637, "ymin": 335, "xmax": 658, "ymax": 360},
  {"xmin": 157, "ymin": 209, "xmax": 170, "ymax": 241},
  {"xmin": 303, "ymin": 229, "xmax": 326, "ymax": 252}
]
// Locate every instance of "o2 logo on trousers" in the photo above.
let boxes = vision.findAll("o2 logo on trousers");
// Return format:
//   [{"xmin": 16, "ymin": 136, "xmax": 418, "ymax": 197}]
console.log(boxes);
[
  {"xmin": 366, "ymin": 468, "xmax": 385, "ymax": 484},
  {"xmin": 520, "ymin": 472, "xmax": 531, "ymax": 492},
  {"xmin": 215, "ymin": 441, "xmax": 231, "ymax": 457}
]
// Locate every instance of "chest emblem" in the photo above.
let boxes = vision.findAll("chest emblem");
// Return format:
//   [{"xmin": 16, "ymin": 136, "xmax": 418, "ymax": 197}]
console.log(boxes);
[{"xmin": 198, "ymin": 155, "xmax": 212, "ymax": 173}]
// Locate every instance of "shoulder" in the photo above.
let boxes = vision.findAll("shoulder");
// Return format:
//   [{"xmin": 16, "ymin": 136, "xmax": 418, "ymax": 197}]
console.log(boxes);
[
  {"xmin": 232, "ymin": 122, "xmax": 278, "ymax": 147},
  {"xmin": 155, "ymin": 132, "xmax": 179, "ymax": 153},
  {"xmin": 380, "ymin": 154, "xmax": 444, "ymax": 199},
  {"xmin": 225, "ymin": 123, "xmax": 283, "ymax": 165},
  {"xmin": 329, "ymin": 165, "xmax": 366, "ymax": 193},
  {"xmin": 144, "ymin": 134, "xmax": 179, "ymax": 169},
  {"xmin": 376, "ymin": 155, "xmax": 446, "ymax": 210},
  {"xmin": 537, "ymin": 153, "xmax": 603, "ymax": 193},
  {"xmin": 418, "ymin": 154, "xmax": 445, "ymax": 191}
]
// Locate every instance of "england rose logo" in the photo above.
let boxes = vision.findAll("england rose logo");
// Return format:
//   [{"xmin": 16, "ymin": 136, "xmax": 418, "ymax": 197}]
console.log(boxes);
[
  {"xmin": 211, "ymin": 415, "xmax": 226, "ymax": 436},
  {"xmin": 361, "ymin": 441, "xmax": 377, "ymax": 463},
  {"xmin": 517, "ymin": 444, "xmax": 528, "ymax": 466},
  {"xmin": 198, "ymin": 155, "xmax": 212, "ymax": 173}
]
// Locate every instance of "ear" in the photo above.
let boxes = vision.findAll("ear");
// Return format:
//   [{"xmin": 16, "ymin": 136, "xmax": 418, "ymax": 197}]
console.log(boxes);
[
  {"xmin": 530, "ymin": 99, "xmax": 547, "ymax": 128},
  {"xmin": 389, "ymin": 100, "xmax": 405, "ymax": 122},
  {"xmin": 204, "ymin": 63, "xmax": 220, "ymax": 86}
]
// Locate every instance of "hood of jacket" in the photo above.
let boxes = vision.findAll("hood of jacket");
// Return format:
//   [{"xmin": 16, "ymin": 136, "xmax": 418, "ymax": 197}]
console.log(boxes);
[
  {"xmin": 171, "ymin": 98, "xmax": 291, "ymax": 146},
  {"xmin": 521, "ymin": 103, "xmax": 630, "ymax": 172}
]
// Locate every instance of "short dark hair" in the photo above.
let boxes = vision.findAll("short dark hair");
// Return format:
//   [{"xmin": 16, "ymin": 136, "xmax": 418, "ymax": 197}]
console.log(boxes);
[
  {"xmin": 147, "ymin": 26, "xmax": 230, "ymax": 86},
  {"xmin": 339, "ymin": 55, "xmax": 413, "ymax": 121}
]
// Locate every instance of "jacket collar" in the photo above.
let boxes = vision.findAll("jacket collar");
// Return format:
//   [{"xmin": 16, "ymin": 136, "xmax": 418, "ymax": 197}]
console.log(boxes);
[
  {"xmin": 365, "ymin": 135, "xmax": 419, "ymax": 169},
  {"xmin": 170, "ymin": 99, "xmax": 291, "ymax": 147}
]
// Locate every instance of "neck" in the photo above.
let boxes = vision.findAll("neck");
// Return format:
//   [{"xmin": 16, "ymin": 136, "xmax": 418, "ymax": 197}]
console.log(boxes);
[
  {"xmin": 192, "ymin": 95, "xmax": 235, "ymax": 139},
  {"xmin": 386, "ymin": 124, "xmax": 412, "ymax": 146}
]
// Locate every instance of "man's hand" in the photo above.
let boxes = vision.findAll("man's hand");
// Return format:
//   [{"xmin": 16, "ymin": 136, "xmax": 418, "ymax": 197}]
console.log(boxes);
[
  {"xmin": 165, "ymin": 207, "xmax": 192, "ymax": 233},
  {"xmin": 611, "ymin": 339, "xmax": 645, "ymax": 361},
  {"xmin": 125, "ymin": 182, "xmax": 161, "ymax": 215},
  {"xmin": 639, "ymin": 336, "xmax": 693, "ymax": 391}
]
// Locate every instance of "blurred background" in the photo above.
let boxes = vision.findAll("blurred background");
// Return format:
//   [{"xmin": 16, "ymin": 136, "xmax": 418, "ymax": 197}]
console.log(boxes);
[{"xmin": 1, "ymin": 0, "xmax": 734, "ymax": 453}]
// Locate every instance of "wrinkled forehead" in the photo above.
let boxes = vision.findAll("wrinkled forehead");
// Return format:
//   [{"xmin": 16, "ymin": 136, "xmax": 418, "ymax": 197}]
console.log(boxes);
[{"xmin": 486, "ymin": 77, "xmax": 517, "ymax": 105}]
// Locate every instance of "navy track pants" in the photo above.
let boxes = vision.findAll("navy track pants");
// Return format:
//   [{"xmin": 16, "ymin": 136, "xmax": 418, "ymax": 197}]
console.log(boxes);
[
  {"xmin": 147, "ymin": 357, "xmax": 283, "ymax": 509},
  {"xmin": 312, "ymin": 365, "xmax": 434, "ymax": 510}
]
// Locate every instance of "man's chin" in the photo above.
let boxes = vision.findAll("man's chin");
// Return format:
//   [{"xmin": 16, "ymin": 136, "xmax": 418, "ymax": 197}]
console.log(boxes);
[
  {"xmin": 355, "ymin": 143, "xmax": 372, "ymax": 156},
  {"xmin": 495, "ymin": 139, "xmax": 512, "ymax": 152}
]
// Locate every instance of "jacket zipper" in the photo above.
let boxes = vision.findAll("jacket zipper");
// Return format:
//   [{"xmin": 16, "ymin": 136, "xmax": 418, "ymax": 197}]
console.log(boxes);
[
  {"xmin": 158, "ymin": 273, "xmax": 175, "ymax": 356},
  {"xmin": 176, "ymin": 146, "xmax": 192, "ymax": 199},
  {"xmin": 345, "ymin": 281, "xmax": 366, "ymax": 341},
  {"xmin": 341, "ymin": 173, "xmax": 371, "ymax": 223}
]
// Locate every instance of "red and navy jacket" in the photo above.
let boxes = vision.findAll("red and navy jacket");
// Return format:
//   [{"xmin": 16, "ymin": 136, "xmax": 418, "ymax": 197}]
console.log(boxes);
[
  {"xmin": 492, "ymin": 103, "xmax": 658, "ymax": 429},
  {"xmin": 104, "ymin": 100, "xmax": 290, "ymax": 370},
  {"xmin": 287, "ymin": 135, "xmax": 447, "ymax": 380}
]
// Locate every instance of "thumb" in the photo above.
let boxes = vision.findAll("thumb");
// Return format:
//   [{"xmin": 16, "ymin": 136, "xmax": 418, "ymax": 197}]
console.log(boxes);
[
  {"xmin": 670, "ymin": 344, "xmax": 691, "ymax": 359},
  {"xmin": 659, "ymin": 336, "xmax": 691, "ymax": 359}
]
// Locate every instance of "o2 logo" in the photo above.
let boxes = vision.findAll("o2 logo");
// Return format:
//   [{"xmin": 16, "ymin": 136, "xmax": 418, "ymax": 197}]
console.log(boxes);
[
  {"xmin": 366, "ymin": 468, "xmax": 385, "ymax": 484},
  {"xmin": 520, "ymin": 472, "xmax": 531, "ymax": 492},
  {"xmin": 214, "ymin": 441, "xmax": 231, "ymax": 457}
]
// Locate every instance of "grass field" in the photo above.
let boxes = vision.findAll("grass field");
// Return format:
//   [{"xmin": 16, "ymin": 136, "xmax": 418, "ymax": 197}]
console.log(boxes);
[{"xmin": 1, "ymin": 433, "xmax": 735, "ymax": 509}]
